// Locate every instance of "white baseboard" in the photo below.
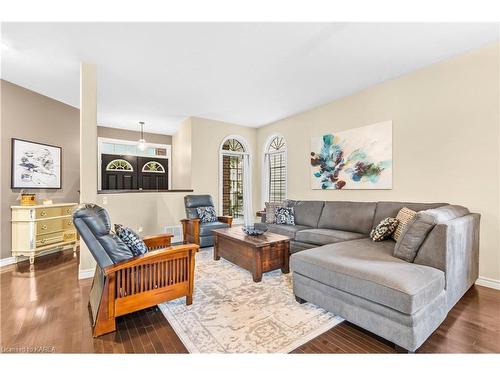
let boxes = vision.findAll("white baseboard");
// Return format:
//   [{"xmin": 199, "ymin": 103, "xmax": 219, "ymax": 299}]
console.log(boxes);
[
  {"xmin": 475, "ymin": 276, "xmax": 500, "ymax": 290},
  {"xmin": 0, "ymin": 256, "xmax": 17, "ymax": 267},
  {"xmin": 78, "ymin": 268, "xmax": 95, "ymax": 280}
]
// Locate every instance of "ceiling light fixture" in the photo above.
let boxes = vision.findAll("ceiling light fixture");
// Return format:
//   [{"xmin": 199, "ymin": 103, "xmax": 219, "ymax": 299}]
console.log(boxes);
[{"xmin": 137, "ymin": 121, "xmax": 146, "ymax": 151}]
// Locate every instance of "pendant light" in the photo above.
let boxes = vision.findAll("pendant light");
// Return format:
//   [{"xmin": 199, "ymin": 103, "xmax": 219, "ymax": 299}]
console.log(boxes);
[{"xmin": 137, "ymin": 121, "xmax": 146, "ymax": 151}]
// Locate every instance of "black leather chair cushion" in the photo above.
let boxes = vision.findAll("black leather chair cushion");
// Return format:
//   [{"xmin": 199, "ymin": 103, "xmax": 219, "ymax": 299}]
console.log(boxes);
[
  {"xmin": 184, "ymin": 195, "xmax": 215, "ymax": 219},
  {"xmin": 199, "ymin": 221, "xmax": 230, "ymax": 236},
  {"xmin": 73, "ymin": 203, "xmax": 134, "ymax": 266},
  {"xmin": 73, "ymin": 203, "xmax": 112, "ymax": 235}
]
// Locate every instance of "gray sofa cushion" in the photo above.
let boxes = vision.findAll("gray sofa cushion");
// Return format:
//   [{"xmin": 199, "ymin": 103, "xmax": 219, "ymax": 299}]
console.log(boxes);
[
  {"xmin": 295, "ymin": 229, "xmax": 367, "ymax": 246},
  {"xmin": 424, "ymin": 204, "xmax": 470, "ymax": 224},
  {"xmin": 394, "ymin": 212, "xmax": 436, "ymax": 262},
  {"xmin": 286, "ymin": 200, "xmax": 324, "ymax": 228},
  {"xmin": 372, "ymin": 202, "xmax": 447, "ymax": 229},
  {"xmin": 199, "ymin": 221, "xmax": 230, "ymax": 236},
  {"xmin": 317, "ymin": 201, "xmax": 376, "ymax": 234},
  {"xmin": 267, "ymin": 223, "xmax": 312, "ymax": 240},
  {"xmin": 290, "ymin": 238, "xmax": 445, "ymax": 314},
  {"xmin": 290, "ymin": 241, "xmax": 318, "ymax": 254}
]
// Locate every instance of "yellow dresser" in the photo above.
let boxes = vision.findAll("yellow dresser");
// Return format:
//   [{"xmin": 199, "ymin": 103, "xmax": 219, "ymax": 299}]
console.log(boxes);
[{"xmin": 11, "ymin": 203, "xmax": 79, "ymax": 264}]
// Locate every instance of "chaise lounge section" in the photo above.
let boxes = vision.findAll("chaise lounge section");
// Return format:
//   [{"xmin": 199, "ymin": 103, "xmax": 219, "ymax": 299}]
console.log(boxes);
[{"xmin": 264, "ymin": 200, "xmax": 480, "ymax": 352}]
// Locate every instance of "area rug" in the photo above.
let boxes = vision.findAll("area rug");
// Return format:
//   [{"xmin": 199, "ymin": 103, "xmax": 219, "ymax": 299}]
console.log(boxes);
[{"xmin": 158, "ymin": 247, "xmax": 343, "ymax": 353}]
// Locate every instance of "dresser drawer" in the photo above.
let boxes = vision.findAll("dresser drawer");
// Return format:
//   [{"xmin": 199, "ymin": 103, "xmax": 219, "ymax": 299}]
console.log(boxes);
[
  {"xmin": 37, "ymin": 220, "xmax": 63, "ymax": 234},
  {"xmin": 36, "ymin": 233, "xmax": 64, "ymax": 248},
  {"xmin": 63, "ymin": 218, "xmax": 75, "ymax": 230},
  {"xmin": 36, "ymin": 207, "xmax": 62, "ymax": 219},
  {"xmin": 61, "ymin": 206, "xmax": 76, "ymax": 216}
]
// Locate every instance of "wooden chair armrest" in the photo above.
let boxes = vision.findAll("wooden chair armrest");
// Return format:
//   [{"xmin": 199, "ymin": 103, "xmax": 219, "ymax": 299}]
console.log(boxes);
[
  {"xmin": 103, "ymin": 243, "xmax": 199, "ymax": 275},
  {"xmin": 217, "ymin": 216, "xmax": 233, "ymax": 226},
  {"xmin": 180, "ymin": 218, "xmax": 200, "ymax": 223},
  {"xmin": 143, "ymin": 233, "xmax": 173, "ymax": 249}
]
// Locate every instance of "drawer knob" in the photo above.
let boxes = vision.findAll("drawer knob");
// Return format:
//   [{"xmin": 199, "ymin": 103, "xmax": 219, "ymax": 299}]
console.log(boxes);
[
  {"xmin": 41, "ymin": 224, "xmax": 48, "ymax": 230},
  {"xmin": 40, "ymin": 239, "xmax": 47, "ymax": 244},
  {"xmin": 67, "ymin": 221, "xmax": 72, "ymax": 226},
  {"xmin": 66, "ymin": 208, "xmax": 71, "ymax": 214},
  {"xmin": 40, "ymin": 211, "xmax": 47, "ymax": 217}
]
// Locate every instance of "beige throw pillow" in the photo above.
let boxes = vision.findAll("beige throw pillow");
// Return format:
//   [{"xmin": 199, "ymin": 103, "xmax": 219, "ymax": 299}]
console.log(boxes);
[
  {"xmin": 265, "ymin": 202, "xmax": 285, "ymax": 224},
  {"xmin": 392, "ymin": 207, "xmax": 417, "ymax": 241}
]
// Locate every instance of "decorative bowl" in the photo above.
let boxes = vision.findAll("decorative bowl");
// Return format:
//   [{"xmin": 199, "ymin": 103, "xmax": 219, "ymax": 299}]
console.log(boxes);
[{"xmin": 242, "ymin": 223, "xmax": 268, "ymax": 236}]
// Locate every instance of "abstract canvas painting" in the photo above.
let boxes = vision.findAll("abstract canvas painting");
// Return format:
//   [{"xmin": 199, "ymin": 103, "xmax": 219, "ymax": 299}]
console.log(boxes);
[
  {"xmin": 11, "ymin": 138, "xmax": 62, "ymax": 189},
  {"xmin": 310, "ymin": 121, "xmax": 392, "ymax": 190}
]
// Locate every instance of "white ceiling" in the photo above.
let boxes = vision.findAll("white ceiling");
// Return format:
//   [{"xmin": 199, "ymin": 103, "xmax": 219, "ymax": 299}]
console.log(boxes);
[{"xmin": 1, "ymin": 23, "xmax": 498, "ymax": 135}]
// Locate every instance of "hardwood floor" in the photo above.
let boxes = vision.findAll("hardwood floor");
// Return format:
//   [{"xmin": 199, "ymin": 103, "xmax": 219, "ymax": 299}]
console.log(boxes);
[{"xmin": 1, "ymin": 249, "xmax": 499, "ymax": 353}]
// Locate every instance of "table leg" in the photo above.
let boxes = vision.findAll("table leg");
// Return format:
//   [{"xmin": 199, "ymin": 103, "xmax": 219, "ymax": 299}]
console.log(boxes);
[
  {"xmin": 281, "ymin": 241, "xmax": 290, "ymax": 274},
  {"xmin": 213, "ymin": 235, "xmax": 220, "ymax": 260},
  {"xmin": 253, "ymin": 247, "xmax": 263, "ymax": 282}
]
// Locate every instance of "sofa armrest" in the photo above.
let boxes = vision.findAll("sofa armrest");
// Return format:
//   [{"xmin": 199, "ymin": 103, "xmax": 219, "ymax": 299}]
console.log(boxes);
[
  {"xmin": 217, "ymin": 216, "xmax": 233, "ymax": 226},
  {"xmin": 415, "ymin": 213, "xmax": 480, "ymax": 308}
]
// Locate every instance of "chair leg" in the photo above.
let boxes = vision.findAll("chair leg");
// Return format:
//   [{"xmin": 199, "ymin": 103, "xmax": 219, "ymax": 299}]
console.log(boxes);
[
  {"xmin": 93, "ymin": 317, "xmax": 116, "ymax": 337},
  {"xmin": 186, "ymin": 295, "xmax": 193, "ymax": 305}
]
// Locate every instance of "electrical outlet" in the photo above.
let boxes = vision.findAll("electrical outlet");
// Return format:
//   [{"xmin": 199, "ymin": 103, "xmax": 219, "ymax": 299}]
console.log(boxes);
[
  {"xmin": 138, "ymin": 227, "xmax": 143, "ymax": 233},
  {"xmin": 102, "ymin": 197, "xmax": 108, "ymax": 205}
]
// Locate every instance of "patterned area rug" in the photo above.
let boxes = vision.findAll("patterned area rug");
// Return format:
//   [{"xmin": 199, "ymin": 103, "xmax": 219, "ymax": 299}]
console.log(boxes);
[{"xmin": 159, "ymin": 247, "xmax": 343, "ymax": 353}]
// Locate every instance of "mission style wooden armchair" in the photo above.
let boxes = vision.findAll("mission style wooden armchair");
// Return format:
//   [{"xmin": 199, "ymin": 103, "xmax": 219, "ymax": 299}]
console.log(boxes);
[
  {"xmin": 181, "ymin": 195, "xmax": 233, "ymax": 247},
  {"xmin": 73, "ymin": 204, "xmax": 199, "ymax": 337}
]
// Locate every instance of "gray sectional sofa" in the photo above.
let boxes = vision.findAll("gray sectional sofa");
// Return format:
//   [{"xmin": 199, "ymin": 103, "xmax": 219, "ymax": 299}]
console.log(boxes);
[{"xmin": 263, "ymin": 200, "xmax": 480, "ymax": 352}]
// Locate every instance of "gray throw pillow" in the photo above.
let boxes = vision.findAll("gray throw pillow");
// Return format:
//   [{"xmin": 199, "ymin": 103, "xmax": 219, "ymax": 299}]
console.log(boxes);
[{"xmin": 393, "ymin": 212, "xmax": 435, "ymax": 262}]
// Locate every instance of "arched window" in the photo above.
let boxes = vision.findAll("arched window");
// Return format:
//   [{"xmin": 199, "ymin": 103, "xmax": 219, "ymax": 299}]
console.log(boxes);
[
  {"xmin": 142, "ymin": 161, "xmax": 165, "ymax": 173},
  {"xmin": 105, "ymin": 159, "xmax": 134, "ymax": 171},
  {"xmin": 219, "ymin": 136, "xmax": 251, "ymax": 221},
  {"xmin": 263, "ymin": 135, "xmax": 287, "ymax": 204}
]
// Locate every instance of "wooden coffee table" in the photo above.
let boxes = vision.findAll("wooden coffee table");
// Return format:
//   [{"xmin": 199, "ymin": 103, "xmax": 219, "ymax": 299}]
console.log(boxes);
[{"xmin": 213, "ymin": 226, "xmax": 290, "ymax": 282}]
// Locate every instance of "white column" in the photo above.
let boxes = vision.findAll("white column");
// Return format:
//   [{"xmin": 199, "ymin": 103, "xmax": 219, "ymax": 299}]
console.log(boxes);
[{"xmin": 78, "ymin": 63, "xmax": 98, "ymax": 278}]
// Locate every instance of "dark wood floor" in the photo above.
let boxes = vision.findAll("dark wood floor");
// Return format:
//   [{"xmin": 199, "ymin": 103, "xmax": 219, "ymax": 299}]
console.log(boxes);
[{"xmin": 1, "ymin": 249, "xmax": 499, "ymax": 353}]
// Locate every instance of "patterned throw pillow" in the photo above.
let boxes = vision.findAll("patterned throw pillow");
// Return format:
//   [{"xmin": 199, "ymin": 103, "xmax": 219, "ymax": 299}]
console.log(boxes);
[
  {"xmin": 114, "ymin": 224, "xmax": 148, "ymax": 256},
  {"xmin": 392, "ymin": 207, "xmax": 417, "ymax": 241},
  {"xmin": 370, "ymin": 217, "xmax": 399, "ymax": 242},
  {"xmin": 264, "ymin": 202, "xmax": 285, "ymax": 224},
  {"xmin": 275, "ymin": 207, "xmax": 295, "ymax": 225},
  {"xmin": 196, "ymin": 206, "xmax": 218, "ymax": 223}
]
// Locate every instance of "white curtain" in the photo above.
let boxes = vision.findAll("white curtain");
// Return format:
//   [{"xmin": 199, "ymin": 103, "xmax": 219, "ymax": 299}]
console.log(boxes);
[
  {"xmin": 242, "ymin": 153, "xmax": 253, "ymax": 227},
  {"xmin": 262, "ymin": 153, "xmax": 270, "ymax": 207}
]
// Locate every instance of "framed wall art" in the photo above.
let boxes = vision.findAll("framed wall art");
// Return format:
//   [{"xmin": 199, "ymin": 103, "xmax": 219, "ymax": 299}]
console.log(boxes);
[
  {"xmin": 310, "ymin": 121, "xmax": 392, "ymax": 190},
  {"xmin": 11, "ymin": 138, "xmax": 62, "ymax": 189}
]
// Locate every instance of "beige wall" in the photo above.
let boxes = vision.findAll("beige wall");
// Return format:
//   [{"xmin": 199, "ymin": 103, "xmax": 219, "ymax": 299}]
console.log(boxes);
[
  {"xmin": 97, "ymin": 126, "xmax": 172, "ymax": 145},
  {"xmin": 0, "ymin": 80, "xmax": 80, "ymax": 260},
  {"xmin": 257, "ymin": 43, "xmax": 500, "ymax": 281},
  {"xmin": 171, "ymin": 117, "xmax": 192, "ymax": 189},
  {"xmin": 95, "ymin": 192, "xmax": 187, "ymax": 237},
  {"xmin": 190, "ymin": 117, "xmax": 260, "ymax": 217}
]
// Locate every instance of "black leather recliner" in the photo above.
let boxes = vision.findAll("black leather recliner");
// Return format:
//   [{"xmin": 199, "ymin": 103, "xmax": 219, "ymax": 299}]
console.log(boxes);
[
  {"xmin": 73, "ymin": 203, "xmax": 198, "ymax": 337},
  {"xmin": 181, "ymin": 195, "xmax": 233, "ymax": 247}
]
